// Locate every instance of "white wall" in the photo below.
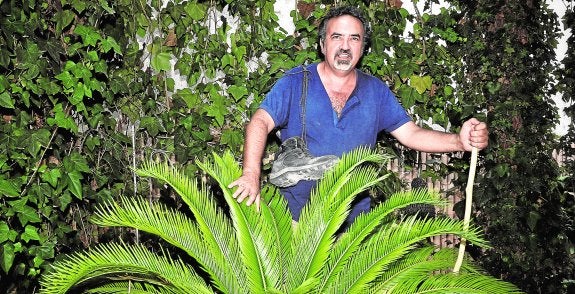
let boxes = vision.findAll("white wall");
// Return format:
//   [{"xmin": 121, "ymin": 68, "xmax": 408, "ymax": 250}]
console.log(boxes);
[{"xmin": 550, "ymin": 0, "xmax": 572, "ymax": 135}]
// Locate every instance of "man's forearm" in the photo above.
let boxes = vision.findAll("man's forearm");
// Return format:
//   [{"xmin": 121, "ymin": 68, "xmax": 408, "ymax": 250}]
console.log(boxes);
[
  {"xmin": 241, "ymin": 117, "xmax": 272, "ymax": 177},
  {"xmin": 392, "ymin": 121, "xmax": 465, "ymax": 153},
  {"xmin": 391, "ymin": 119, "xmax": 488, "ymax": 153},
  {"xmin": 407, "ymin": 129, "xmax": 464, "ymax": 152}
]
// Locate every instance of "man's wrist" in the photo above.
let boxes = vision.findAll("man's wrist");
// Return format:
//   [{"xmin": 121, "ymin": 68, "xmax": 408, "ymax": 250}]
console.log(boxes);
[
  {"xmin": 242, "ymin": 168, "xmax": 261, "ymax": 178},
  {"xmin": 454, "ymin": 133, "xmax": 466, "ymax": 151}
]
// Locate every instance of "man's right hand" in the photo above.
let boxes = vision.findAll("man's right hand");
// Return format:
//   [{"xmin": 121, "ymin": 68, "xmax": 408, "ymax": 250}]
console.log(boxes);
[{"xmin": 228, "ymin": 170, "xmax": 261, "ymax": 212}]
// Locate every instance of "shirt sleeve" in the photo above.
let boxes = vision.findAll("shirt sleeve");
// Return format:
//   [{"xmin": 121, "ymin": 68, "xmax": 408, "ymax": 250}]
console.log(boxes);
[{"xmin": 259, "ymin": 69, "xmax": 301, "ymax": 129}]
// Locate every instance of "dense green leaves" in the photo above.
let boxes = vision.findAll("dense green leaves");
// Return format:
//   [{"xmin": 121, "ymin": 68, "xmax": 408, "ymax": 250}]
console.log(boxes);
[
  {"xmin": 447, "ymin": 1, "xmax": 574, "ymax": 293},
  {"xmin": 0, "ymin": 0, "xmax": 138, "ymax": 291}
]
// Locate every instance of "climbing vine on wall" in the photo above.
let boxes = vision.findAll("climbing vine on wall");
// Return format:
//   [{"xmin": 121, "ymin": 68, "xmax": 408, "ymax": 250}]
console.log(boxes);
[{"xmin": 447, "ymin": 0, "xmax": 574, "ymax": 293}]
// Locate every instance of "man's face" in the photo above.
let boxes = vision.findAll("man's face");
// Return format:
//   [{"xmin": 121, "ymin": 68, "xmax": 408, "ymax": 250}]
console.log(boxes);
[{"xmin": 321, "ymin": 15, "xmax": 365, "ymax": 73}]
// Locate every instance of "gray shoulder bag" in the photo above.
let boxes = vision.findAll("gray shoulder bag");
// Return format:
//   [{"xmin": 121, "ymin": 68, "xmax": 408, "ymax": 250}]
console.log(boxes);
[{"xmin": 268, "ymin": 66, "xmax": 339, "ymax": 187}]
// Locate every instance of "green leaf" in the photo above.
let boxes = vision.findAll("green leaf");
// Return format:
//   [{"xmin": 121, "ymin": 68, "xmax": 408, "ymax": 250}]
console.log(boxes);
[
  {"xmin": 398, "ymin": 84, "xmax": 416, "ymax": 108},
  {"xmin": 410, "ymin": 75, "xmax": 433, "ymax": 94},
  {"xmin": 527, "ymin": 211, "xmax": 541, "ymax": 231},
  {"xmin": 397, "ymin": 59, "xmax": 417, "ymax": 79},
  {"xmin": 175, "ymin": 88, "xmax": 199, "ymax": 108},
  {"xmin": 0, "ymin": 222, "xmax": 13, "ymax": 243},
  {"xmin": 221, "ymin": 54, "xmax": 234, "ymax": 68},
  {"xmin": 58, "ymin": 192, "xmax": 73, "ymax": 211},
  {"xmin": 27, "ymin": 129, "xmax": 51, "ymax": 157},
  {"xmin": 71, "ymin": 63, "xmax": 92, "ymax": 80},
  {"xmin": 0, "ymin": 49, "xmax": 9, "ymax": 68},
  {"xmin": 93, "ymin": 60, "xmax": 108, "ymax": 74},
  {"xmin": 0, "ymin": 177, "xmax": 20, "ymax": 197},
  {"xmin": 233, "ymin": 45, "xmax": 247, "ymax": 62},
  {"xmin": 47, "ymin": 104, "xmax": 78, "ymax": 133},
  {"xmin": 87, "ymin": 79, "xmax": 103, "ymax": 93},
  {"xmin": 55, "ymin": 71, "xmax": 78, "ymax": 89},
  {"xmin": 0, "ymin": 75, "xmax": 8, "ymax": 92},
  {"xmin": 0, "ymin": 91, "xmax": 14, "ymax": 109},
  {"xmin": 17, "ymin": 205, "xmax": 42, "ymax": 226},
  {"xmin": 36, "ymin": 243, "xmax": 55, "ymax": 260},
  {"xmin": 1, "ymin": 243, "xmax": 15, "ymax": 274},
  {"xmin": 8, "ymin": 198, "xmax": 27, "ymax": 210},
  {"xmin": 54, "ymin": 10, "xmax": 75, "ymax": 35},
  {"xmin": 41, "ymin": 168, "xmax": 62, "ymax": 188},
  {"xmin": 64, "ymin": 152, "xmax": 91, "ymax": 173},
  {"xmin": 83, "ymin": 82, "xmax": 92, "ymax": 98},
  {"xmin": 184, "ymin": 2, "xmax": 206, "ymax": 21},
  {"xmin": 66, "ymin": 171, "xmax": 83, "ymax": 199},
  {"xmin": 21, "ymin": 225, "xmax": 41, "ymax": 243},
  {"xmin": 151, "ymin": 52, "xmax": 172, "ymax": 72},
  {"xmin": 228, "ymin": 85, "xmax": 248, "ymax": 102},
  {"xmin": 33, "ymin": 255, "xmax": 45, "ymax": 268},
  {"xmin": 85, "ymin": 136, "xmax": 101, "ymax": 152},
  {"xmin": 205, "ymin": 90, "xmax": 226, "ymax": 127},
  {"xmin": 71, "ymin": 0, "xmax": 87, "ymax": 13},
  {"xmin": 22, "ymin": 43, "xmax": 42, "ymax": 63},
  {"xmin": 140, "ymin": 116, "xmax": 165, "ymax": 137},
  {"xmin": 398, "ymin": 8, "xmax": 409, "ymax": 18},
  {"xmin": 74, "ymin": 25, "xmax": 102, "ymax": 46},
  {"xmin": 70, "ymin": 82, "xmax": 85, "ymax": 105},
  {"xmin": 98, "ymin": 0, "xmax": 115, "ymax": 14},
  {"xmin": 166, "ymin": 78, "xmax": 175, "ymax": 92},
  {"xmin": 443, "ymin": 85, "xmax": 454, "ymax": 96},
  {"xmin": 21, "ymin": 90, "xmax": 30, "ymax": 108},
  {"xmin": 220, "ymin": 129, "xmax": 242, "ymax": 148},
  {"xmin": 101, "ymin": 36, "xmax": 122, "ymax": 54},
  {"xmin": 23, "ymin": 64, "xmax": 40, "ymax": 80}
]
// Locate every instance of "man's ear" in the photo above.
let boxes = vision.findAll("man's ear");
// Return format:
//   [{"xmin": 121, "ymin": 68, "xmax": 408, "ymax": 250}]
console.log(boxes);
[{"xmin": 320, "ymin": 39, "xmax": 325, "ymax": 55}]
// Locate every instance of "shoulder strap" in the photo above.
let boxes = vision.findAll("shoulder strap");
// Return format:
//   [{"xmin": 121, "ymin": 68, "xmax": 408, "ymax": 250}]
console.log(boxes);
[{"xmin": 300, "ymin": 65, "xmax": 309, "ymax": 142}]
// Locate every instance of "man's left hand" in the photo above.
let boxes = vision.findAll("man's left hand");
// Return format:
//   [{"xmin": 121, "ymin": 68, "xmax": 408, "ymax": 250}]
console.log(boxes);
[{"xmin": 460, "ymin": 118, "xmax": 489, "ymax": 151}]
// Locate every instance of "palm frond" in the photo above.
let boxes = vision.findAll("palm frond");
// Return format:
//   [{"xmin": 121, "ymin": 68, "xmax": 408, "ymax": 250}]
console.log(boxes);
[
  {"xmin": 371, "ymin": 246, "xmax": 478, "ymax": 292},
  {"xmin": 408, "ymin": 273, "xmax": 523, "ymax": 293},
  {"xmin": 86, "ymin": 281, "xmax": 179, "ymax": 294},
  {"xmin": 258, "ymin": 185, "xmax": 293, "ymax": 291},
  {"xmin": 197, "ymin": 151, "xmax": 291, "ymax": 293},
  {"xmin": 317, "ymin": 188, "xmax": 446, "ymax": 292},
  {"xmin": 326, "ymin": 215, "xmax": 489, "ymax": 293},
  {"xmin": 287, "ymin": 147, "xmax": 389, "ymax": 290},
  {"xmin": 376, "ymin": 188, "xmax": 448, "ymax": 217},
  {"xmin": 136, "ymin": 159, "xmax": 245, "ymax": 293},
  {"xmin": 91, "ymin": 196, "xmax": 235, "ymax": 293},
  {"xmin": 40, "ymin": 243, "xmax": 212, "ymax": 294}
]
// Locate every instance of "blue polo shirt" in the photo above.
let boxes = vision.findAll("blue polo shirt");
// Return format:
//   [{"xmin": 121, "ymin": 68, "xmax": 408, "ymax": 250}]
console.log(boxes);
[{"xmin": 260, "ymin": 63, "xmax": 411, "ymax": 221}]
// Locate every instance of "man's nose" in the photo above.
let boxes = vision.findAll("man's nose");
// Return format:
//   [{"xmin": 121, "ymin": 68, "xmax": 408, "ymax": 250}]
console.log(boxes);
[{"xmin": 341, "ymin": 38, "xmax": 350, "ymax": 49}]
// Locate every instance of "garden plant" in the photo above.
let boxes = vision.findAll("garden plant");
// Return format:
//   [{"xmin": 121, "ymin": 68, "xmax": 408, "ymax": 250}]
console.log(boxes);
[{"xmin": 40, "ymin": 148, "xmax": 521, "ymax": 293}]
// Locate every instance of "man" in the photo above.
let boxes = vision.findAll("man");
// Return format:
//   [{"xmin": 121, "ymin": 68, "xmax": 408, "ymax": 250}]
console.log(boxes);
[{"xmin": 228, "ymin": 6, "xmax": 489, "ymax": 223}]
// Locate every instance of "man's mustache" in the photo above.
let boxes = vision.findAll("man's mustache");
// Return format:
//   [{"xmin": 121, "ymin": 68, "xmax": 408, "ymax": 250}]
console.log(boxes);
[{"xmin": 336, "ymin": 49, "xmax": 352, "ymax": 58}]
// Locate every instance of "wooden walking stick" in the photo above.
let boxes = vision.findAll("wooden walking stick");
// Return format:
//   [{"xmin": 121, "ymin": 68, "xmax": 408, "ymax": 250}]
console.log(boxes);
[{"xmin": 453, "ymin": 146, "xmax": 478, "ymax": 273}]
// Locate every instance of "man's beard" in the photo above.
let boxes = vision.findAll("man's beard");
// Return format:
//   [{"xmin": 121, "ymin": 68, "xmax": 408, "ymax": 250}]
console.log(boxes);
[{"xmin": 334, "ymin": 49, "xmax": 353, "ymax": 71}]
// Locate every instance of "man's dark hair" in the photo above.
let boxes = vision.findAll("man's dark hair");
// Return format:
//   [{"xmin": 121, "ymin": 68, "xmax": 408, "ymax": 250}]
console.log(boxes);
[{"xmin": 318, "ymin": 6, "xmax": 371, "ymax": 50}]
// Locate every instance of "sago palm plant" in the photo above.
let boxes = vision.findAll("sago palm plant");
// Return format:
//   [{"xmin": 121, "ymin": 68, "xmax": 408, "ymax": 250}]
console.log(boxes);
[{"xmin": 40, "ymin": 147, "xmax": 522, "ymax": 293}]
